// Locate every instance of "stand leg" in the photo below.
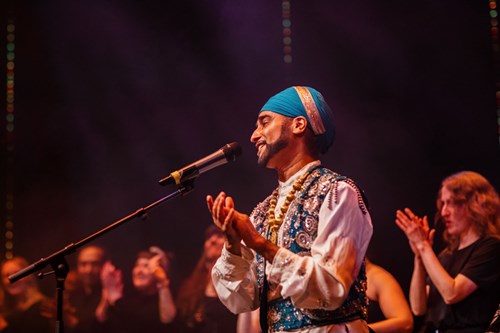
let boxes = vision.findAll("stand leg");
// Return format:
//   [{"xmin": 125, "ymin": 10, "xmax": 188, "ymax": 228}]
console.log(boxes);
[{"xmin": 51, "ymin": 258, "xmax": 69, "ymax": 333}]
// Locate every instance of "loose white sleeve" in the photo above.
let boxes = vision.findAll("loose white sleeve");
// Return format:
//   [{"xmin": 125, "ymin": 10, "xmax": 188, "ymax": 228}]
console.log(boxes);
[{"xmin": 211, "ymin": 244, "xmax": 261, "ymax": 314}]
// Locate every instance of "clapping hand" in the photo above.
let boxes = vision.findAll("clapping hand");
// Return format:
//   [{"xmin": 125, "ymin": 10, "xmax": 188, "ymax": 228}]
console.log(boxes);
[
  {"xmin": 148, "ymin": 246, "xmax": 170, "ymax": 288},
  {"xmin": 100, "ymin": 261, "xmax": 123, "ymax": 305},
  {"xmin": 395, "ymin": 208, "xmax": 435, "ymax": 256}
]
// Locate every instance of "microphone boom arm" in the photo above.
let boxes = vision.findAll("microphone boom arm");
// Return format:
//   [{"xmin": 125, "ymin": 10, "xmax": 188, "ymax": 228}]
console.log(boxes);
[{"xmin": 8, "ymin": 181, "xmax": 194, "ymax": 284}]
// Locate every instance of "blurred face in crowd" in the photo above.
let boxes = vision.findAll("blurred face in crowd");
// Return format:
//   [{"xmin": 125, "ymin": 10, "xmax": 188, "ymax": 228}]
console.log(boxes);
[
  {"xmin": 439, "ymin": 187, "xmax": 470, "ymax": 236},
  {"xmin": 77, "ymin": 246, "xmax": 105, "ymax": 289},
  {"xmin": 132, "ymin": 257, "xmax": 155, "ymax": 292},
  {"xmin": 1, "ymin": 259, "xmax": 33, "ymax": 296},
  {"xmin": 204, "ymin": 233, "xmax": 225, "ymax": 263}
]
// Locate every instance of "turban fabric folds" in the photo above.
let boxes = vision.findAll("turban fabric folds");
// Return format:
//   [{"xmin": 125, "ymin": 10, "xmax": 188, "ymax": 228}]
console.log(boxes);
[{"xmin": 260, "ymin": 86, "xmax": 335, "ymax": 153}]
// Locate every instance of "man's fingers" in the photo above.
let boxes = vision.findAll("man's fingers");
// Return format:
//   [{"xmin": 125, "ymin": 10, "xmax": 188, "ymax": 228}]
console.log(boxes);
[
  {"xmin": 214, "ymin": 194, "xmax": 224, "ymax": 220},
  {"xmin": 222, "ymin": 209, "xmax": 234, "ymax": 232},
  {"xmin": 206, "ymin": 195, "xmax": 214, "ymax": 213},
  {"xmin": 225, "ymin": 196, "xmax": 234, "ymax": 210}
]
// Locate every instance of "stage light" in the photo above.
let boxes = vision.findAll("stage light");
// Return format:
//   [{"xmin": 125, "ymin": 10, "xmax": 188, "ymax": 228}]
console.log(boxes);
[
  {"xmin": 490, "ymin": 2, "xmax": 500, "ymax": 149},
  {"xmin": 282, "ymin": 0, "xmax": 293, "ymax": 64},
  {"xmin": 4, "ymin": 18, "xmax": 15, "ymax": 259}
]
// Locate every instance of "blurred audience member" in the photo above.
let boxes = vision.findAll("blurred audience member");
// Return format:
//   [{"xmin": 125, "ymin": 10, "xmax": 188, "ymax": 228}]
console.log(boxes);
[
  {"xmin": 365, "ymin": 258, "xmax": 413, "ymax": 333},
  {"xmin": 66, "ymin": 245, "xmax": 108, "ymax": 333},
  {"xmin": 95, "ymin": 246, "xmax": 176, "ymax": 332},
  {"xmin": 0, "ymin": 256, "xmax": 51, "ymax": 333},
  {"xmin": 396, "ymin": 171, "xmax": 500, "ymax": 332},
  {"xmin": 176, "ymin": 225, "xmax": 240, "ymax": 333}
]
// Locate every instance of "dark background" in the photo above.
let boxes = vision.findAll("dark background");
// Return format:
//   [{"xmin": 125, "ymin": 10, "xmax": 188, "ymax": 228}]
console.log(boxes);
[{"xmin": 1, "ymin": 0, "xmax": 499, "ymax": 320}]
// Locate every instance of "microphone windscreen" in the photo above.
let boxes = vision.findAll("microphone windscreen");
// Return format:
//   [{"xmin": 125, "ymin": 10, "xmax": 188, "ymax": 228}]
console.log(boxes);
[{"xmin": 223, "ymin": 142, "xmax": 242, "ymax": 162}]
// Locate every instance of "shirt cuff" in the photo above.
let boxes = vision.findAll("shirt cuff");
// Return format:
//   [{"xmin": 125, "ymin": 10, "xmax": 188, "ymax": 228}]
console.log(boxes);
[
  {"xmin": 267, "ymin": 247, "xmax": 297, "ymax": 286},
  {"xmin": 215, "ymin": 244, "xmax": 255, "ymax": 277}
]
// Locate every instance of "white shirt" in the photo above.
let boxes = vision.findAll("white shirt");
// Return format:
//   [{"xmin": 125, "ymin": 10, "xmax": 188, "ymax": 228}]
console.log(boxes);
[{"xmin": 212, "ymin": 161, "xmax": 373, "ymax": 332}]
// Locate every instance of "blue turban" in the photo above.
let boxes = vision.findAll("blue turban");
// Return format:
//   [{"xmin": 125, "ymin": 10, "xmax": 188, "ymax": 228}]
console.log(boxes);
[{"xmin": 260, "ymin": 86, "xmax": 335, "ymax": 153}]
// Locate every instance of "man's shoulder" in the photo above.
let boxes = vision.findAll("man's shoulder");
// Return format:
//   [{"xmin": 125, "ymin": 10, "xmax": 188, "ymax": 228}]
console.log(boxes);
[
  {"xmin": 314, "ymin": 168, "xmax": 370, "ymax": 213},
  {"xmin": 314, "ymin": 168, "xmax": 362, "ymax": 189}
]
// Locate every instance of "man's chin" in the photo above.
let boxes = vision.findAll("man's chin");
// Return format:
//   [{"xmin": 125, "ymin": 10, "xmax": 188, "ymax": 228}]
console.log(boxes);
[{"xmin": 257, "ymin": 157, "xmax": 269, "ymax": 168}]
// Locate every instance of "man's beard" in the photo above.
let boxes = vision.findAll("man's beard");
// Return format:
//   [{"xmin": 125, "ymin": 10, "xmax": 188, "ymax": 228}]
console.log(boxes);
[{"xmin": 257, "ymin": 128, "xmax": 290, "ymax": 167}]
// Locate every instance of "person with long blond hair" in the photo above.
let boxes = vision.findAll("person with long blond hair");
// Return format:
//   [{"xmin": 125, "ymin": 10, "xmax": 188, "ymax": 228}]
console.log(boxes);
[
  {"xmin": 396, "ymin": 171, "xmax": 500, "ymax": 332},
  {"xmin": 0, "ymin": 256, "xmax": 51, "ymax": 333}
]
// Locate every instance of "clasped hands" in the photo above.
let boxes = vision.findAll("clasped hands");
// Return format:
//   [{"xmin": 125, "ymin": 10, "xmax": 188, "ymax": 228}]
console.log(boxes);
[
  {"xmin": 206, "ymin": 192, "xmax": 265, "ymax": 255},
  {"xmin": 395, "ymin": 208, "xmax": 435, "ymax": 256}
]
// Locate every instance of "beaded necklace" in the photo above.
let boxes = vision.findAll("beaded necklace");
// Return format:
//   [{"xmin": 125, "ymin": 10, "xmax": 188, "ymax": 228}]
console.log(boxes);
[{"xmin": 267, "ymin": 170, "xmax": 311, "ymax": 244}]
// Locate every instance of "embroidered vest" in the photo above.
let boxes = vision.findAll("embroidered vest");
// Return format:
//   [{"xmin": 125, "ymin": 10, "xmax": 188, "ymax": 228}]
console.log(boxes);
[{"xmin": 250, "ymin": 167, "xmax": 369, "ymax": 332}]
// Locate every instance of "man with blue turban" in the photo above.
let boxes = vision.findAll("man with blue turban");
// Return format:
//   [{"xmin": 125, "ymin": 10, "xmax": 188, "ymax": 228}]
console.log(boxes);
[{"xmin": 207, "ymin": 86, "xmax": 373, "ymax": 332}]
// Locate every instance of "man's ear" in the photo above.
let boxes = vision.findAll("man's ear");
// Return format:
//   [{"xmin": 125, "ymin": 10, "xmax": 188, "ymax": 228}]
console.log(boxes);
[{"xmin": 292, "ymin": 116, "xmax": 308, "ymax": 134}]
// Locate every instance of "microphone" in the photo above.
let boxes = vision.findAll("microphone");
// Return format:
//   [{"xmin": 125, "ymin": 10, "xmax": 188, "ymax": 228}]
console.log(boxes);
[{"xmin": 159, "ymin": 142, "xmax": 242, "ymax": 186}]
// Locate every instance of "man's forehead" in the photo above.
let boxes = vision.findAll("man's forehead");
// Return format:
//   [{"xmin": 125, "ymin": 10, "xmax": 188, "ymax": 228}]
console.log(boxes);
[
  {"xmin": 256, "ymin": 111, "xmax": 294, "ymax": 125},
  {"xmin": 258, "ymin": 111, "xmax": 273, "ymax": 117},
  {"xmin": 78, "ymin": 247, "xmax": 104, "ymax": 262},
  {"xmin": 256, "ymin": 111, "xmax": 276, "ymax": 122}
]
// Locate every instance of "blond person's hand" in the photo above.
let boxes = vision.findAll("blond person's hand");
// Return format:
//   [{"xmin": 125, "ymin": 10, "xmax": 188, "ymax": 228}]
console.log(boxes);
[{"xmin": 395, "ymin": 208, "xmax": 435, "ymax": 256}]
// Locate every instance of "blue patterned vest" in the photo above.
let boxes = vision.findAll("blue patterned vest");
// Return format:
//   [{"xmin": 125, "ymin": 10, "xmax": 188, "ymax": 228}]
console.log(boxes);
[{"xmin": 250, "ymin": 167, "xmax": 369, "ymax": 332}]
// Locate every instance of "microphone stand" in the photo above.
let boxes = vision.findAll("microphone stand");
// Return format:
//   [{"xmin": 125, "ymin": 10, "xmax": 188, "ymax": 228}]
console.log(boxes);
[{"xmin": 8, "ymin": 181, "xmax": 195, "ymax": 333}]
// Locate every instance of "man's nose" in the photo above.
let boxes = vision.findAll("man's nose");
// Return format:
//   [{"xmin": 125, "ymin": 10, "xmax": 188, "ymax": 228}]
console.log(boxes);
[{"xmin": 250, "ymin": 129, "xmax": 260, "ymax": 143}]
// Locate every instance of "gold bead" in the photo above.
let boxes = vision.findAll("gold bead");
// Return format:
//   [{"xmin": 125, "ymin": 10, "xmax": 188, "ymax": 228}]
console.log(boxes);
[{"xmin": 270, "ymin": 234, "xmax": 277, "ymax": 244}]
